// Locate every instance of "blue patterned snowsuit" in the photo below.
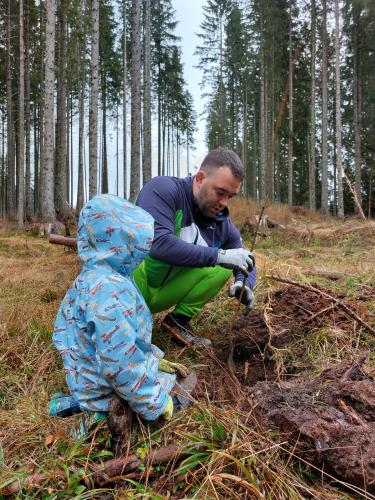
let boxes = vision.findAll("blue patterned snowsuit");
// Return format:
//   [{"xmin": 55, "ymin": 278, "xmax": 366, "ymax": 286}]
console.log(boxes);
[{"xmin": 53, "ymin": 195, "xmax": 175, "ymax": 421}]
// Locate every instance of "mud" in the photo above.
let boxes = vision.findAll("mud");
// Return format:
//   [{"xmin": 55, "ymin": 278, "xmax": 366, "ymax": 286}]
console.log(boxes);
[
  {"xmin": 248, "ymin": 357, "xmax": 375, "ymax": 493},
  {"xmin": 230, "ymin": 284, "xmax": 370, "ymax": 384}
]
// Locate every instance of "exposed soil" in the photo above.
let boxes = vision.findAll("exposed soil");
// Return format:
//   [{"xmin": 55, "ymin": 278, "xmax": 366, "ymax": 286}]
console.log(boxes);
[
  {"xmin": 198, "ymin": 283, "xmax": 375, "ymax": 494},
  {"xmin": 231, "ymin": 284, "xmax": 370, "ymax": 384},
  {"xmin": 247, "ymin": 356, "xmax": 375, "ymax": 494}
]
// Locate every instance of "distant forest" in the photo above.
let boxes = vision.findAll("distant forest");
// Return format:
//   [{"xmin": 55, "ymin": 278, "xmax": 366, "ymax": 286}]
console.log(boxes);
[{"xmin": 0, "ymin": 0, "xmax": 374, "ymax": 225}]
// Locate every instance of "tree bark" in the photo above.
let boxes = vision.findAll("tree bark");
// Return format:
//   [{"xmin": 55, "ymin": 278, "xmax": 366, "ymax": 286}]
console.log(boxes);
[
  {"xmin": 309, "ymin": 0, "xmax": 316, "ymax": 211},
  {"xmin": 6, "ymin": 0, "xmax": 15, "ymax": 218},
  {"xmin": 142, "ymin": 0, "xmax": 152, "ymax": 185},
  {"xmin": 123, "ymin": 0, "xmax": 128, "ymax": 198},
  {"xmin": 321, "ymin": 0, "xmax": 329, "ymax": 215},
  {"xmin": 288, "ymin": 12, "xmax": 293, "ymax": 206},
  {"xmin": 89, "ymin": 0, "xmax": 99, "ymax": 199},
  {"xmin": 259, "ymin": 55, "xmax": 266, "ymax": 201},
  {"xmin": 39, "ymin": 0, "xmax": 56, "ymax": 221},
  {"xmin": 242, "ymin": 93, "xmax": 248, "ymax": 197},
  {"xmin": 353, "ymin": 8, "xmax": 362, "ymax": 212},
  {"xmin": 101, "ymin": 86, "xmax": 108, "ymax": 194},
  {"xmin": 55, "ymin": 0, "xmax": 68, "ymax": 218},
  {"xmin": 129, "ymin": 0, "xmax": 142, "ymax": 202},
  {"xmin": 17, "ymin": 0, "xmax": 25, "ymax": 226},
  {"xmin": 24, "ymin": 0, "xmax": 32, "ymax": 220},
  {"xmin": 335, "ymin": 0, "xmax": 344, "ymax": 218}
]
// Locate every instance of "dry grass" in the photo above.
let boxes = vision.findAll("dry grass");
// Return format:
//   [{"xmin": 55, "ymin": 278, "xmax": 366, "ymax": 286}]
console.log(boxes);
[{"xmin": 0, "ymin": 201, "xmax": 375, "ymax": 498}]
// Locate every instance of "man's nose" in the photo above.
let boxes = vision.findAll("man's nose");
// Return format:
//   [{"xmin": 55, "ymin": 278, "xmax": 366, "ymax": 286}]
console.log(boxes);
[{"xmin": 219, "ymin": 196, "xmax": 229, "ymax": 207}]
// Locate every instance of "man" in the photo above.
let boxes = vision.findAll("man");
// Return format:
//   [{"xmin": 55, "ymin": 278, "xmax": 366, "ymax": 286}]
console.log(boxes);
[{"xmin": 133, "ymin": 147, "xmax": 256, "ymax": 347}]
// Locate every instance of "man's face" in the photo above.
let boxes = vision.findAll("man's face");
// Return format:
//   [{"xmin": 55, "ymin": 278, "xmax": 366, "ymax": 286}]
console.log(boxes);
[{"xmin": 193, "ymin": 166, "xmax": 242, "ymax": 217}]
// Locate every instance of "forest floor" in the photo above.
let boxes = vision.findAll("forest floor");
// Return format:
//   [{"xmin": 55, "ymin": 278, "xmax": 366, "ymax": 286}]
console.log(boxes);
[{"xmin": 1, "ymin": 200, "xmax": 375, "ymax": 499}]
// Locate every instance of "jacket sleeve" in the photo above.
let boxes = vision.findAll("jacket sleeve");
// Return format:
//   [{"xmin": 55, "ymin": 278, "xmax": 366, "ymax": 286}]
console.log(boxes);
[
  {"xmin": 222, "ymin": 220, "xmax": 257, "ymax": 290},
  {"xmin": 137, "ymin": 177, "xmax": 218, "ymax": 267},
  {"xmin": 87, "ymin": 278, "xmax": 173, "ymax": 421}
]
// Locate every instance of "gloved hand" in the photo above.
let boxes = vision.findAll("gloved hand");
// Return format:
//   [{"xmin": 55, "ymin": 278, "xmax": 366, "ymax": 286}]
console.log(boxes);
[
  {"xmin": 217, "ymin": 248, "xmax": 255, "ymax": 275},
  {"xmin": 162, "ymin": 396, "xmax": 174, "ymax": 420},
  {"xmin": 228, "ymin": 281, "xmax": 255, "ymax": 311},
  {"xmin": 159, "ymin": 359, "xmax": 189, "ymax": 378}
]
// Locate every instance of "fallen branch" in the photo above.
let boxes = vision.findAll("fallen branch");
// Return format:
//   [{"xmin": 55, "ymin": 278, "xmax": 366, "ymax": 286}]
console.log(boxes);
[
  {"xmin": 2, "ymin": 444, "xmax": 196, "ymax": 495},
  {"xmin": 267, "ymin": 275, "xmax": 375, "ymax": 336},
  {"xmin": 48, "ymin": 233, "xmax": 77, "ymax": 249}
]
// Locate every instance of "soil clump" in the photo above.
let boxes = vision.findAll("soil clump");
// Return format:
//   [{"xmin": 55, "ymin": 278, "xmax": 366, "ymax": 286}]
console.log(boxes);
[
  {"xmin": 247, "ymin": 355, "xmax": 375, "ymax": 494},
  {"xmin": 231, "ymin": 284, "xmax": 370, "ymax": 384}
]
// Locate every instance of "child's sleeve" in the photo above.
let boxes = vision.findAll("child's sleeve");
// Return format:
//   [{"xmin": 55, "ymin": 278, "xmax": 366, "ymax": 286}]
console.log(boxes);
[{"xmin": 87, "ymin": 279, "xmax": 173, "ymax": 421}]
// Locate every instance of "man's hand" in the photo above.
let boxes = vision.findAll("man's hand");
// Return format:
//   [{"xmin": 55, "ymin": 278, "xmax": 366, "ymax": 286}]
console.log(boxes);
[
  {"xmin": 228, "ymin": 281, "xmax": 255, "ymax": 311},
  {"xmin": 217, "ymin": 248, "xmax": 255, "ymax": 275},
  {"xmin": 159, "ymin": 359, "xmax": 189, "ymax": 378},
  {"xmin": 162, "ymin": 396, "xmax": 174, "ymax": 420}
]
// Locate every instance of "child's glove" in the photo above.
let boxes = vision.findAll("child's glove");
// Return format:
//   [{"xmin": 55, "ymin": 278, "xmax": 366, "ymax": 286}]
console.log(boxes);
[
  {"xmin": 159, "ymin": 359, "xmax": 189, "ymax": 378},
  {"xmin": 162, "ymin": 396, "xmax": 174, "ymax": 420}
]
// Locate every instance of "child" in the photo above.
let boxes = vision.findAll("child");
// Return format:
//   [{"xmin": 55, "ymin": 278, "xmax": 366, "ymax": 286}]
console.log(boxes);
[{"xmin": 51, "ymin": 195, "xmax": 178, "ymax": 424}]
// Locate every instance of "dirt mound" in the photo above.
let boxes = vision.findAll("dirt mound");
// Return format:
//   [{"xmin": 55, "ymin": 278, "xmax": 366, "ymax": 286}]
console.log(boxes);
[
  {"xmin": 248, "ymin": 355, "xmax": 375, "ymax": 494},
  {"xmin": 231, "ymin": 284, "xmax": 370, "ymax": 384}
]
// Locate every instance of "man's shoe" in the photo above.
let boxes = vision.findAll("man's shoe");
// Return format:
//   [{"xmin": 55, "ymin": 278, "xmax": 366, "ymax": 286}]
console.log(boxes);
[{"xmin": 161, "ymin": 313, "xmax": 212, "ymax": 347}]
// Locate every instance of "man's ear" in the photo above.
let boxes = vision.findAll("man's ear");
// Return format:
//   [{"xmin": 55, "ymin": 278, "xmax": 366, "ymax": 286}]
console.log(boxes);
[{"xmin": 195, "ymin": 170, "xmax": 206, "ymax": 186}]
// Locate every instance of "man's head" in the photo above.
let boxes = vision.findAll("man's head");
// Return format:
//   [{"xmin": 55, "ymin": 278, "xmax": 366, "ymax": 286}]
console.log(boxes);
[{"xmin": 193, "ymin": 147, "xmax": 244, "ymax": 218}]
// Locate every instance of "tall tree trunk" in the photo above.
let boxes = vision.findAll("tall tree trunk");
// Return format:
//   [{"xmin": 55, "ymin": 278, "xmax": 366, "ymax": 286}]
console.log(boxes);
[
  {"xmin": 39, "ymin": 0, "xmax": 56, "ymax": 220},
  {"xmin": 6, "ymin": 0, "xmax": 15, "ymax": 218},
  {"xmin": 252, "ymin": 111, "xmax": 257, "ymax": 199},
  {"xmin": 101, "ymin": 88, "xmax": 108, "ymax": 194},
  {"xmin": 116, "ymin": 103, "xmax": 119, "ymax": 195},
  {"xmin": 17, "ymin": 0, "xmax": 25, "ymax": 226},
  {"xmin": 353, "ymin": 10, "xmax": 362, "ymax": 211},
  {"xmin": 1, "ymin": 112, "xmax": 5, "ymax": 216},
  {"xmin": 76, "ymin": 0, "xmax": 88, "ymax": 213},
  {"xmin": 24, "ymin": 0, "xmax": 32, "ymax": 220},
  {"xmin": 129, "ymin": 0, "xmax": 141, "ymax": 201},
  {"xmin": 123, "ymin": 0, "xmax": 128, "ymax": 198},
  {"xmin": 142, "ymin": 0, "xmax": 151, "ymax": 184},
  {"xmin": 321, "ymin": 0, "xmax": 329, "ymax": 215},
  {"xmin": 288, "ymin": 12, "xmax": 293, "ymax": 206},
  {"xmin": 77, "ymin": 79, "xmax": 85, "ymax": 214},
  {"xmin": 259, "ymin": 55, "xmax": 266, "ymax": 201},
  {"xmin": 242, "ymin": 94, "xmax": 248, "ymax": 197},
  {"xmin": 309, "ymin": 0, "xmax": 316, "ymax": 211},
  {"xmin": 219, "ymin": 15, "xmax": 224, "ymax": 145},
  {"xmin": 335, "ymin": 0, "xmax": 344, "ymax": 218},
  {"xmin": 89, "ymin": 0, "xmax": 99, "ymax": 199},
  {"xmin": 55, "ymin": 0, "xmax": 68, "ymax": 218}
]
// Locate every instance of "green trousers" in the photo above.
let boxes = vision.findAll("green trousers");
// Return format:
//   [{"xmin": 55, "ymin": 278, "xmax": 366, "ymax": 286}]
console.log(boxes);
[{"xmin": 133, "ymin": 263, "xmax": 232, "ymax": 318}]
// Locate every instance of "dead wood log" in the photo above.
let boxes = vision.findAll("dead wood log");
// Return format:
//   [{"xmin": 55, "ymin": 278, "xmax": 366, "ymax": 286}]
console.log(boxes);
[
  {"xmin": 267, "ymin": 274, "xmax": 375, "ymax": 336},
  {"xmin": 2, "ymin": 444, "xmax": 197, "ymax": 495},
  {"xmin": 48, "ymin": 233, "xmax": 77, "ymax": 249},
  {"xmin": 265, "ymin": 216, "xmax": 285, "ymax": 229}
]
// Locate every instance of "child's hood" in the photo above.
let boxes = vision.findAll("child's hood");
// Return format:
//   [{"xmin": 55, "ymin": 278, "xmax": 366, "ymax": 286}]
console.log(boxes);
[{"xmin": 77, "ymin": 194, "xmax": 154, "ymax": 274}]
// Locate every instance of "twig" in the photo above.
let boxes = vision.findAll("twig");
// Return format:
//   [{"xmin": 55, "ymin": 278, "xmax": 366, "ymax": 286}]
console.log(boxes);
[
  {"xmin": 227, "ymin": 201, "xmax": 268, "ymax": 385},
  {"xmin": 303, "ymin": 304, "xmax": 337, "ymax": 325},
  {"xmin": 267, "ymin": 274, "xmax": 375, "ymax": 336},
  {"xmin": 2, "ymin": 444, "xmax": 200, "ymax": 495}
]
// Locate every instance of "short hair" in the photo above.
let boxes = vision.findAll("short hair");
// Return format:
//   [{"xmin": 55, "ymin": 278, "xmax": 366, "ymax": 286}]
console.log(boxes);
[{"xmin": 200, "ymin": 147, "xmax": 244, "ymax": 181}]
